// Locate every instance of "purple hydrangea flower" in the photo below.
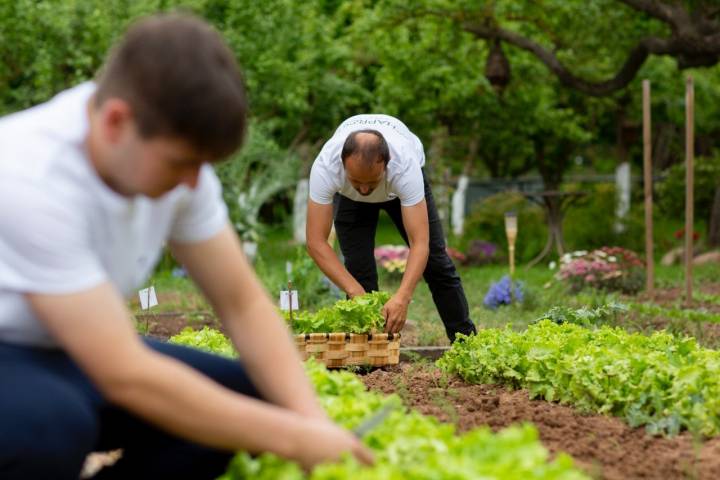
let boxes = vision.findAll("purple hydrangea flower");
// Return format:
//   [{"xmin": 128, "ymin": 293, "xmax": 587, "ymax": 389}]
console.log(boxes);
[
  {"xmin": 478, "ymin": 241, "xmax": 497, "ymax": 258},
  {"xmin": 483, "ymin": 275, "xmax": 524, "ymax": 309}
]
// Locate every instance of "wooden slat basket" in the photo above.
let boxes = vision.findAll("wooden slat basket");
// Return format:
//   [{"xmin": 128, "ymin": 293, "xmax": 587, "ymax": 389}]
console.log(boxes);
[{"xmin": 294, "ymin": 332, "xmax": 401, "ymax": 368}]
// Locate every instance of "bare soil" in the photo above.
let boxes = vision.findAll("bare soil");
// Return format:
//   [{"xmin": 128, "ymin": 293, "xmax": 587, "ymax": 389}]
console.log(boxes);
[
  {"xmin": 619, "ymin": 283, "xmax": 720, "ymax": 347},
  {"xmin": 362, "ymin": 363, "xmax": 720, "ymax": 480},
  {"xmin": 634, "ymin": 283, "xmax": 720, "ymax": 313},
  {"xmin": 134, "ymin": 311, "xmax": 223, "ymax": 340}
]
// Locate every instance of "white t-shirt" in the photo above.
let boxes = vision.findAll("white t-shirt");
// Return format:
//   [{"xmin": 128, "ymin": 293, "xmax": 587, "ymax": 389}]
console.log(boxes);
[
  {"xmin": 0, "ymin": 83, "xmax": 228, "ymax": 347},
  {"xmin": 309, "ymin": 114, "xmax": 426, "ymax": 207}
]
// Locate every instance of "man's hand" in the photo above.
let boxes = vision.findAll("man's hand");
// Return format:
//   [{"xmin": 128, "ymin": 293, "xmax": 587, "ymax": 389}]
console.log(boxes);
[
  {"xmin": 293, "ymin": 418, "xmax": 374, "ymax": 471},
  {"xmin": 347, "ymin": 286, "xmax": 366, "ymax": 299},
  {"xmin": 382, "ymin": 294, "xmax": 410, "ymax": 334}
]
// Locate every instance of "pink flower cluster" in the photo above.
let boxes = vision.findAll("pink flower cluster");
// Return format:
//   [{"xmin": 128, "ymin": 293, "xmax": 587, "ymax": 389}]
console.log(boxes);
[
  {"xmin": 374, "ymin": 244, "xmax": 409, "ymax": 262},
  {"xmin": 374, "ymin": 245, "xmax": 409, "ymax": 275},
  {"xmin": 557, "ymin": 247, "xmax": 644, "ymax": 293}
]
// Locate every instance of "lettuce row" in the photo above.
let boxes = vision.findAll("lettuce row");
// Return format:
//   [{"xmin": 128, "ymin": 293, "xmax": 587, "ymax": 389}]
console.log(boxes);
[
  {"xmin": 221, "ymin": 359, "xmax": 588, "ymax": 480},
  {"xmin": 438, "ymin": 320, "xmax": 720, "ymax": 436},
  {"xmin": 167, "ymin": 329, "xmax": 587, "ymax": 479}
]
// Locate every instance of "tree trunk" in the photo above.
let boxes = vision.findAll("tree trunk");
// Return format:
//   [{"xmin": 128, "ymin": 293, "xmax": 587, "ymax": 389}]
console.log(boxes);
[
  {"xmin": 653, "ymin": 123, "xmax": 678, "ymax": 171},
  {"xmin": 709, "ymin": 186, "xmax": 720, "ymax": 248}
]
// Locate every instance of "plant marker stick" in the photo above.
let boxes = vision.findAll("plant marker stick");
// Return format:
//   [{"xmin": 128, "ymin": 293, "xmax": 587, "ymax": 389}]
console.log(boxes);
[
  {"xmin": 145, "ymin": 287, "xmax": 150, "ymax": 332},
  {"xmin": 288, "ymin": 280, "xmax": 294, "ymax": 323}
]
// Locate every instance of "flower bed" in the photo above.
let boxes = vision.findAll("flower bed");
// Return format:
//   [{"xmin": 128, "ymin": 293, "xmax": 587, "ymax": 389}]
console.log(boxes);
[
  {"xmin": 374, "ymin": 244, "xmax": 408, "ymax": 278},
  {"xmin": 556, "ymin": 247, "xmax": 645, "ymax": 294}
]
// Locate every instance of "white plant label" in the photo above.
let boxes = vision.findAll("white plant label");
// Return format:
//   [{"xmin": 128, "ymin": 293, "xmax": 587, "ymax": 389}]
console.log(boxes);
[
  {"xmin": 139, "ymin": 286, "xmax": 158, "ymax": 310},
  {"xmin": 279, "ymin": 290, "xmax": 299, "ymax": 311},
  {"xmin": 285, "ymin": 261, "xmax": 293, "ymax": 277}
]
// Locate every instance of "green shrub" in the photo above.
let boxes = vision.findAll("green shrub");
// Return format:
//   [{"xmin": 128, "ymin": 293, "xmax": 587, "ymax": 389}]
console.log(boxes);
[
  {"xmin": 0, "ymin": 0, "xmax": 179, "ymax": 114},
  {"xmin": 214, "ymin": 124, "xmax": 300, "ymax": 242},
  {"xmin": 563, "ymin": 183, "xmax": 649, "ymax": 253},
  {"xmin": 657, "ymin": 153, "xmax": 720, "ymax": 225},
  {"xmin": 461, "ymin": 192, "xmax": 547, "ymax": 263},
  {"xmin": 562, "ymin": 174, "xmax": 711, "ymax": 258},
  {"xmin": 255, "ymin": 247, "xmax": 338, "ymax": 311}
]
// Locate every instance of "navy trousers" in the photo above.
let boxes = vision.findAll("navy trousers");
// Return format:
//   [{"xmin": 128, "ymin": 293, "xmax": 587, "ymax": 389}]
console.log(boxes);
[
  {"xmin": 333, "ymin": 171, "xmax": 477, "ymax": 342},
  {"xmin": 0, "ymin": 338, "xmax": 260, "ymax": 480}
]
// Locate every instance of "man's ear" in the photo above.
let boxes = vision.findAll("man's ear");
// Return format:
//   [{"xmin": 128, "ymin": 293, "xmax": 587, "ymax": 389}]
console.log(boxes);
[{"xmin": 97, "ymin": 98, "xmax": 133, "ymax": 145}]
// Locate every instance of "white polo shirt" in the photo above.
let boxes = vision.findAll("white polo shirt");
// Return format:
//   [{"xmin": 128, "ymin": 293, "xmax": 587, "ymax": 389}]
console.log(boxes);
[
  {"xmin": 0, "ymin": 83, "xmax": 228, "ymax": 347},
  {"xmin": 309, "ymin": 114, "xmax": 426, "ymax": 207}
]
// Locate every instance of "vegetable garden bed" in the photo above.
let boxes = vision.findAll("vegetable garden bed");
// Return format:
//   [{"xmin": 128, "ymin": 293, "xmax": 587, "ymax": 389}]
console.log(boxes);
[
  {"xmin": 362, "ymin": 363, "xmax": 720, "ymax": 480},
  {"xmin": 130, "ymin": 279, "xmax": 720, "ymax": 479}
]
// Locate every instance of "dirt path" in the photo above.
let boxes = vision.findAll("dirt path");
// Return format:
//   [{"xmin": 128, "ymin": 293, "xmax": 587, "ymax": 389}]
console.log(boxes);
[{"xmin": 362, "ymin": 363, "xmax": 720, "ymax": 480}]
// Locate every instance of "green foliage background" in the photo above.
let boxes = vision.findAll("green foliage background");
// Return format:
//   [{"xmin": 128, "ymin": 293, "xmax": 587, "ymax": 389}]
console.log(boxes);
[{"xmin": 3, "ymin": 0, "xmax": 720, "ymax": 255}]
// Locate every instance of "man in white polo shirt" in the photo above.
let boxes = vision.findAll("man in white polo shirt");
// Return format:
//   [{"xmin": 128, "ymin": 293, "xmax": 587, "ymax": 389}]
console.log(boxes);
[
  {"xmin": 306, "ymin": 115, "xmax": 477, "ymax": 342},
  {"xmin": 0, "ymin": 14, "xmax": 370, "ymax": 480}
]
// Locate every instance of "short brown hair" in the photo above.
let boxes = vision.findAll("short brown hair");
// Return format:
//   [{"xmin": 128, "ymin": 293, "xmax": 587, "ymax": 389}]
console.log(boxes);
[{"xmin": 95, "ymin": 13, "xmax": 247, "ymax": 160}]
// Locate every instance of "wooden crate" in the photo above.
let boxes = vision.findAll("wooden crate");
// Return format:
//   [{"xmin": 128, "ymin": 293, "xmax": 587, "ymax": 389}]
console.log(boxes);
[{"xmin": 294, "ymin": 332, "xmax": 400, "ymax": 367}]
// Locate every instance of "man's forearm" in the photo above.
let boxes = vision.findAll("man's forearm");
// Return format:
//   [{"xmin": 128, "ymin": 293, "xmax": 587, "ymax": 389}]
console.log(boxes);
[
  {"xmin": 221, "ymin": 294, "xmax": 327, "ymax": 419},
  {"xmin": 105, "ymin": 346, "xmax": 308, "ymax": 457},
  {"xmin": 307, "ymin": 240, "xmax": 364, "ymax": 296},
  {"xmin": 397, "ymin": 243, "xmax": 428, "ymax": 301}
]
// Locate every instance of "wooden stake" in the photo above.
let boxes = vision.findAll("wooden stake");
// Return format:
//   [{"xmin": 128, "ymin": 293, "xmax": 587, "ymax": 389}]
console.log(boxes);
[
  {"xmin": 509, "ymin": 245, "xmax": 516, "ymax": 277},
  {"xmin": 504, "ymin": 212, "xmax": 517, "ymax": 277},
  {"xmin": 685, "ymin": 76, "xmax": 695, "ymax": 306},
  {"xmin": 145, "ymin": 288, "xmax": 151, "ymax": 332},
  {"xmin": 288, "ymin": 280, "xmax": 294, "ymax": 322},
  {"xmin": 642, "ymin": 80, "xmax": 654, "ymax": 296}
]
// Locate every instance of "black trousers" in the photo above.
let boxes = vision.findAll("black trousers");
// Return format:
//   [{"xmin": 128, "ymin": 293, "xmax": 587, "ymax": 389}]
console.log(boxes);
[{"xmin": 333, "ymin": 172, "xmax": 476, "ymax": 342}]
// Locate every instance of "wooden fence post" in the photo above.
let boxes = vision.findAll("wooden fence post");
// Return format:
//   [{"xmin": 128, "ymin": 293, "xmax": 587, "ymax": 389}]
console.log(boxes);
[
  {"xmin": 642, "ymin": 80, "xmax": 654, "ymax": 296},
  {"xmin": 685, "ymin": 76, "xmax": 694, "ymax": 306}
]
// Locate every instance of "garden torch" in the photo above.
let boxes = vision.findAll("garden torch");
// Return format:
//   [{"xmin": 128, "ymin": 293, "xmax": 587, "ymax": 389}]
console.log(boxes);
[{"xmin": 504, "ymin": 212, "xmax": 518, "ymax": 276}]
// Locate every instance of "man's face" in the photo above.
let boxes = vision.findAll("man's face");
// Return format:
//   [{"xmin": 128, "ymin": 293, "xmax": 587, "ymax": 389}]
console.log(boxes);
[
  {"xmin": 94, "ymin": 98, "xmax": 210, "ymax": 198},
  {"xmin": 115, "ymin": 134, "xmax": 206, "ymax": 198},
  {"xmin": 344, "ymin": 154, "xmax": 385, "ymax": 196}
]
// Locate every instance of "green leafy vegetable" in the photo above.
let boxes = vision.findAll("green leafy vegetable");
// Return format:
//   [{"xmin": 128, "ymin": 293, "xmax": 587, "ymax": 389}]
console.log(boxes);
[
  {"xmin": 221, "ymin": 359, "xmax": 588, "ymax": 480},
  {"xmin": 286, "ymin": 291, "xmax": 391, "ymax": 334},
  {"xmin": 167, "ymin": 328, "xmax": 587, "ymax": 478},
  {"xmin": 537, "ymin": 302, "xmax": 627, "ymax": 327},
  {"xmin": 168, "ymin": 326, "xmax": 236, "ymax": 358},
  {"xmin": 439, "ymin": 320, "xmax": 720, "ymax": 436}
]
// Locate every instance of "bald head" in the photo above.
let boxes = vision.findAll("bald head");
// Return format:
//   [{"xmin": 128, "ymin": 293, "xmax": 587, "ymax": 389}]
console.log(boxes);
[
  {"xmin": 341, "ymin": 129, "xmax": 390, "ymax": 169},
  {"xmin": 341, "ymin": 130, "xmax": 389, "ymax": 196}
]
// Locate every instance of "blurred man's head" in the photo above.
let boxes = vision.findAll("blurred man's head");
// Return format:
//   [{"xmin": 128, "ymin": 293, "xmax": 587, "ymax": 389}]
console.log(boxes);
[
  {"xmin": 341, "ymin": 130, "xmax": 389, "ymax": 196},
  {"xmin": 87, "ymin": 13, "xmax": 247, "ymax": 197}
]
